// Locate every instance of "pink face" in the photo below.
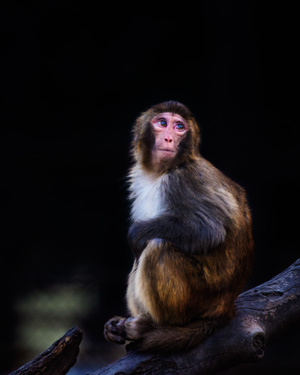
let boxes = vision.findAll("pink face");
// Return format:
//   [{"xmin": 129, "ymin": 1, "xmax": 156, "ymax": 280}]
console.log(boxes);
[{"xmin": 151, "ymin": 112, "xmax": 188, "ymax": 166}]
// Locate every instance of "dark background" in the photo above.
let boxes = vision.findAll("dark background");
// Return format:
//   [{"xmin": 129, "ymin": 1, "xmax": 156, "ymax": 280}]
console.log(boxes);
[{"xmin": 1, "ymin": 1, "xmax": 299, "ymax": 374}]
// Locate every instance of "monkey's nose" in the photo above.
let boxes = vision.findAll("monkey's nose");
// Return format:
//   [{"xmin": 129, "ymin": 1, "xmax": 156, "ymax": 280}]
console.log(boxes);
[{"xmin": 164, "ymin": 137, "xmax": 173, "ymax": 143}]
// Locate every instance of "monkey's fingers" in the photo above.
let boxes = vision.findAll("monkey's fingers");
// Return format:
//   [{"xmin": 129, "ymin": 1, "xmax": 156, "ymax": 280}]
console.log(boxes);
[{"xmin": 104, "ymin": 329, "xmax": 126, "ymax": 344}]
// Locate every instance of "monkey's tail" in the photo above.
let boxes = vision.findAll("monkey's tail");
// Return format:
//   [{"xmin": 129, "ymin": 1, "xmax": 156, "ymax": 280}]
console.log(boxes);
[{"xmin": 125, "ymin": 315, "xmax": 224, "ymax": 353}]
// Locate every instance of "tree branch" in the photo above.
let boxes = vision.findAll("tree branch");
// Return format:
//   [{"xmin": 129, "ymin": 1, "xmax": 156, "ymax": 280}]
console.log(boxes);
[
  {"xmin": 9, "ymin": 327, "xmax": 83, "ymax": 375},
  {"xmin": 9, "ymin": 260, "xmax": 300, "ymax": 375},
  {"xmin": 88, "ymin": 258, "xmax": 300, "ymax": 375}
]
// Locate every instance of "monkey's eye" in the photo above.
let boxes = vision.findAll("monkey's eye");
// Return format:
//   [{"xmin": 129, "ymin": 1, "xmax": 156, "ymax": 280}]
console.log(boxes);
[
  {"xmin": 158, "ymin": 119, "xmax": 167, "ymax": 127},
  {"xmin": 175, "ymin": 122, "xmax": 185, "ymax": 131}
]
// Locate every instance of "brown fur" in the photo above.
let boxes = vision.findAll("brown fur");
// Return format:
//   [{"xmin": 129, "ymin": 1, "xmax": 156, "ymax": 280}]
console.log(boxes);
[{"xmin": 104, "ymin": 101, "xmax": 254, "ymax": 353}]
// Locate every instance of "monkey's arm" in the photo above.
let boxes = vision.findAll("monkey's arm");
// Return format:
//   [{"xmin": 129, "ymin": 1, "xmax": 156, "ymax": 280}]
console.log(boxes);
[{"xmin": 128, "ymin": 213, "xmax": 227, "ymax": 257}]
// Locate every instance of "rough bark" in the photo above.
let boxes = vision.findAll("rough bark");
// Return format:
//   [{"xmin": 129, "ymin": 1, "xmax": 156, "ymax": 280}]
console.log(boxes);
[
  {"xmin": 88, "ymin": 258, "xmax": 300, "ymax": 375},
  {"xmin": 9, "ymin": 259, "xmax": 300, "ymax": 375},
  {"xmin": 9, "ymin": 326, "xmax": 82, "ymax": 375}
]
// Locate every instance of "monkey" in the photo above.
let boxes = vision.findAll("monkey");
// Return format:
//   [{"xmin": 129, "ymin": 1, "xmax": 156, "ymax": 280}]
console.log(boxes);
[{"xmin": 104, "ymin": 101, "xmax": 254, "ymax": 353}]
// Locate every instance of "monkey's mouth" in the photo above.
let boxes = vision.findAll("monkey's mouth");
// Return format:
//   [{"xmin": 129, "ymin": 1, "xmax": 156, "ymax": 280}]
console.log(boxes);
[
  {"xmin": 156, "ymin": 149, "xmax": 176, "ymax": 160},
  {"xmin": 157, "ymin": 149, "xmax": 175, "ymax": 153}
]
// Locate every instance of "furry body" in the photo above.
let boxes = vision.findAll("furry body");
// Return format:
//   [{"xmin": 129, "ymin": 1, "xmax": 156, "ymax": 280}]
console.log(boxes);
[{"xmin": 104, "ymin": 101, "xmax": 254, "ymax": 352}]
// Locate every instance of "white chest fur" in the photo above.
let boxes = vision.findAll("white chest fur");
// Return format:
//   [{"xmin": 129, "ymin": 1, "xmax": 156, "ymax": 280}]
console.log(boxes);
[{"xmin": 128, "ymin": 167, "xmax": 167, "ymax": 222}]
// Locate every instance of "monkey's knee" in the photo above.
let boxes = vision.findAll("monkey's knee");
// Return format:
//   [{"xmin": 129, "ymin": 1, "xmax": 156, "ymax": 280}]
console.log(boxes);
[{"xmin": 104, "ymin": 316, "xmax": 127, "ymax": 345}]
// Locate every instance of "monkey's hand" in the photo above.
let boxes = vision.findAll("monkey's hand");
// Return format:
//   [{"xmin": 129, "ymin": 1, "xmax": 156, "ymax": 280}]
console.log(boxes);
[{"xmin": 104, "ymin": 316, "xmax": 127, "ymax": 345}]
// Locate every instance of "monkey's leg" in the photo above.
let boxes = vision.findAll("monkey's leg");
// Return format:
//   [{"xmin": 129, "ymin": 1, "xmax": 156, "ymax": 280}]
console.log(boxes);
[
  {"xmin": 104, "ymin": 254, "xmax": 156, "ymax": 346},
  {"xmin": 124, "ymin": 314, "xmax": 223, "ymax": 353},
  {"xmin": 105, "ymin": 240, "xmax": 234, "ymax": 351},
  {"xmin": 130, "ymin": 239, "xmax": 206, "ymax": 325}
]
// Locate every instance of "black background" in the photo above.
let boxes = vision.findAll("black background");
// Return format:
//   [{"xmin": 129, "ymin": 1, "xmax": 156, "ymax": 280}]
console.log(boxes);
[{"xmin": 1, "ymin": 1, "xmax": 299, "ymax": 373}]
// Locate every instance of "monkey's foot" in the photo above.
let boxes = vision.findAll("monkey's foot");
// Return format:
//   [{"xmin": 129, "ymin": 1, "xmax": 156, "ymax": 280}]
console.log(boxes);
[{"xmin": 104, "ymin": 316, "xmax": 127, "ymax": 344}]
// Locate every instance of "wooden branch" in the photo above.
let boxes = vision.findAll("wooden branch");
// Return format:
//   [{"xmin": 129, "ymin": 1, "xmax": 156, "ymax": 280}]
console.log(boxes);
[
  {"xmin": 9, "ymin": 260, "xmax": 300, "ymax": 375},
  {"xmin": 88, "ymin": 258, "xmax": 300, "ymax": 375},
  {"xmin": 9, "ymin": 326, "xmax": 83, "ymax": 375}
]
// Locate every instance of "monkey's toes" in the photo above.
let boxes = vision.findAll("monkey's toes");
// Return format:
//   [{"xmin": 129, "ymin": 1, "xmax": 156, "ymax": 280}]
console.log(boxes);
[{"xmin": 104, "ymin": 317, "xmax": 127, "ymax": 344}]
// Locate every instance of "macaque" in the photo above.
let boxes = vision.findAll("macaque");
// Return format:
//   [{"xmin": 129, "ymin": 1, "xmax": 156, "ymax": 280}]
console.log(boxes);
[{"xmin": 104, "ymin": 101, "xmax": 254, "ymax": 352}]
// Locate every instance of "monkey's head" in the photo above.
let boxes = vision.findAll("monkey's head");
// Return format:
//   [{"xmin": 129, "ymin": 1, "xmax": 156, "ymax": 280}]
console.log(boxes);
[{"xmin": 131, "ymin": 101, "xmax": 201, "ymax": 173}]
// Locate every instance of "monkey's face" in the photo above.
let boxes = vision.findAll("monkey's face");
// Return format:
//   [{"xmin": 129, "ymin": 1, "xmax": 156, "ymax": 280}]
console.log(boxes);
[
  {"xmin": 131, "ymin": 101, "xmax": 200, "ymax": 173},
  {"xmin": 151, "ymin": 112, "xmax": 189, "ymax": 167}
]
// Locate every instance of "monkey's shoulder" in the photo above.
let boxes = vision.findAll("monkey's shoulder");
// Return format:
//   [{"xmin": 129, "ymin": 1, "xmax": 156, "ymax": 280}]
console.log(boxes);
[
  {"xmin": 167, "ymin": 157, "xmax": 249, "ymax": 219},
  {"xmin": 169, "ymin": 157, "xmax": 243, "ymax": 193},
  {"xmin": 195, "ymin": 157, "xmax": 251, "ymax": 222},
  {"xmin": 191, "ymin": 157, "xmax": 246, "ymax": 197}
]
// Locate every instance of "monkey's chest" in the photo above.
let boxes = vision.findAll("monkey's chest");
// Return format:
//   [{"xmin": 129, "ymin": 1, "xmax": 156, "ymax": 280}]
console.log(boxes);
[{"xmin": 130, "ymin": 174, "xmax": 167, "ymax": 221}]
